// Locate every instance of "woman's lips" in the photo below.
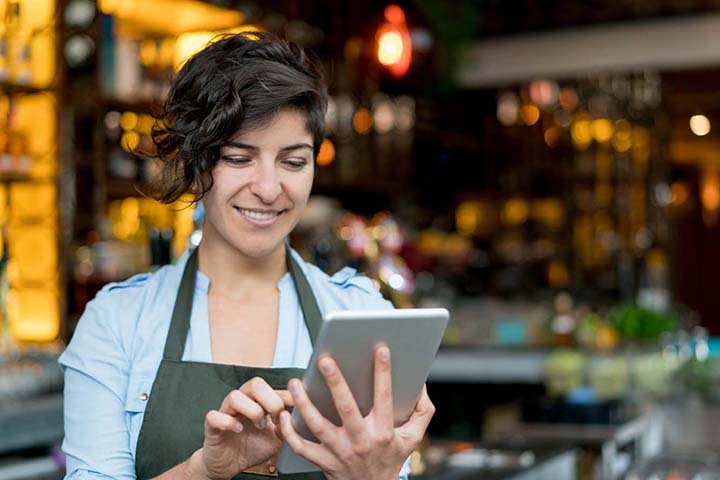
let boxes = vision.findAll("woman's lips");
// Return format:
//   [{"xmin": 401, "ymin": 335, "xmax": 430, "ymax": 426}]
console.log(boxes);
[{"xmin": 234, "ymin": 207, "xmax": 285, "ymax": 227}]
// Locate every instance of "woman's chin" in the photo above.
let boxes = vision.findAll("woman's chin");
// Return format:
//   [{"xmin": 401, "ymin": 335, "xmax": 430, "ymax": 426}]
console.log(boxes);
[{"xmin": 231, "ymin": 239, "xmax": 286, "ymax": 259}]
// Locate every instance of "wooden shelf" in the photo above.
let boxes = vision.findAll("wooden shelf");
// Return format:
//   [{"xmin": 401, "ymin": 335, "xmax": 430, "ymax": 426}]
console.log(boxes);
[
  {"xmin": 0, "ymin": 82, "xmax": 51, "ymax": 96},
  {"xmin": 100, "ymin": 97, "xmax": 163, "ymax": 115},
  {"xmin": 0, "ymin": 173, "xmax": 53, "ymax": 183},
  {"xmin": 106, "ymin": 178, "xmax": 149, "ymax": 198}
]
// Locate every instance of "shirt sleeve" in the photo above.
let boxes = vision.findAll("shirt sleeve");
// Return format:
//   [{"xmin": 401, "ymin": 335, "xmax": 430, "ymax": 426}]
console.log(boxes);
[
  {"xmin": 59, "ymin": 295, "xmax": 137, "ymax": 480},
  {"xmin": 327, "ymin": 267, "xmax": 395, "ymax": 311},
  {"xmin": 399, "ymin": 455, "xmax": 411, "ymax": 479}
]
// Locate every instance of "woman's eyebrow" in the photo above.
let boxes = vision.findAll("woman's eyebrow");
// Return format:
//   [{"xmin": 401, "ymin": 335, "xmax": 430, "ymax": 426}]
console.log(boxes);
[
  {"xmin": 279, "ymin": 143, "xmax": 313, "ymax": 153},
  {"xmin": 223, "ymin": 141, "xmax": 313, "ymax": 153},
  {"xmin": 224, "ymin": 141, "xmax": 258, "ymax": 151}
]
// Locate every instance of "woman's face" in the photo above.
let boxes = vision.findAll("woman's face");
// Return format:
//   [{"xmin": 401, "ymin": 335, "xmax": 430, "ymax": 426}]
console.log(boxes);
[{"xmin": 202, "ymin": 108, "xmax": 315, "ymax": 259}]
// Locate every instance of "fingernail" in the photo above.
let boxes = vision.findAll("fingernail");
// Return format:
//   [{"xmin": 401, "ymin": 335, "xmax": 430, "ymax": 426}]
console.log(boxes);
[
  {"xmin": 257, "ymin": 417, "xmax": 267, "ymax": 429},
  {"xmin": 289, "ymin": 380, "xmax": 301, "ymax": 395},
  {"xmin": 379, "ymin": 347, "xmax": 390, "ymax": 362},
  {"xmin": 319, "ymin": 358, "xmax": 334, "ymax": 374},
  {"xmin": 233, "ymin": 422, "xmax": 244, "ymax": 433}
]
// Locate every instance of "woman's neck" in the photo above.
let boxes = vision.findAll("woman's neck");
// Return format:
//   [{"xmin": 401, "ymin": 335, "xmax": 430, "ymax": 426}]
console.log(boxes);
[{"xmin": 197, "ymin": 236, "xmax": 287, "ymax": 295}]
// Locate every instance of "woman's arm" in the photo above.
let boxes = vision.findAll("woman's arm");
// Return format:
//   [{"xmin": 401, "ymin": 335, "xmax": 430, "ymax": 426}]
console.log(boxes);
[
  {"xmin": 62, "ymin": 366, "xmax": 138, "ymax": 480},
  {"xmin": 61, "ymin": 294, "xmax": 140, "ymax": 480},
  {"xmin": 151, "ymin": 449, "xmax": 209, "ymax": 480}
]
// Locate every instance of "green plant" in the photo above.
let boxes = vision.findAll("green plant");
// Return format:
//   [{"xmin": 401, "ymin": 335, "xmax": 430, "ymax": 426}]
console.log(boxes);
[{"xmin": 608, "ymin": 304, "xmax": 678, "ymax": 341}]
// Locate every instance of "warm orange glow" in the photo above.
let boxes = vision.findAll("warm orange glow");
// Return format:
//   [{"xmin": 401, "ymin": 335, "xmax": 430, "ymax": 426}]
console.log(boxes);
[
  {"xmin": 571, "ymin": 112, "xmax": 592, "ymax": 150},
  {"xmin": 353, "ymin": 108, "xmax": 372, "ymax": 134},
  {"xmin": 9, "ymin": 182, "xmax": 56, "ymax": 219},
  {"xmin": 100, "ymin": 0, "xmax": 245, "ymax": 37},
  {"xmin": 8, "ymin": 287, "xmax": 60, "ymax": 342},
  {"xmin": 136, "ymin": 114, "xmax": 156, "ymax": 135},
  {"xmin": 8, "ymin": 223, "xmax": 57, "ymax": 283},
  {"xmin": 378, "ymin": 30, "xmax": 403, "ymax": 65},
  {"xmin": 532, "ymin": 199, "xmax": 565, "ymax": 230},
  {"xmin": 376, "ymin": 5, "xmax": 412, "ymax": 77},
  {"xmin": 120, "ymin": 111, "xmax": 138, "ymax": 131},
  {"xmin": 456, "ymin": 201, "xmax": 479, "ymax": 236},
  {"xmin": 520, "ymin": 104, "xmax": 540, "ymax": 126},
  {"xmin": 502, "ymin": 198, "xmax": 530, "ymax": 226},
  {"xmin": 548, "ymin": 260, "xmax": 569, "ymax": 288},
  {"xmin": 702, "ymin": 170, "xmax": 720, "ymax": 212},
  {"xmin": 612, "ymin": 119, "xmax": 632, "ymax": 152},
  {"xmin": 140, "ymin": 39, "xmax": 158, "ymax": 67},
  {"xmin": 3, "ymin": 1, "xmax": 60, "ymax": 344},
  {"xmin": 172, "ymin": 195, "xmax": 195, "ymax": 258},
  {"xmin": 559, "ymin": 88, "xmax": 578, "ymax": 112},
  {"xmin": 670, "ymin": 181, "xmax": 689, "ymax": 206},
  {"xmin": 591, "ymin": 118, "xmax": 613, "ymax": 143},
  {"xmin": 384, "ymin": 4, "xmax": 406, "ymax": 23},
  {"xmin": 17, "ymin": 94, "xmax": 56, "ymax": 160},
  {"xmin": 175, "ymin": 25, "xmax": 261, "ymax": 69},
  {"xmin": 702, "ymin": 170, "xmax": 720, "ymax": 227},
  {"xmin": 544, "ymin": 127, "xmax": 559, "ymax": 147},
  {"xmin": 317, "ymin": 138, "xmax": 336, "ymax": 166}
]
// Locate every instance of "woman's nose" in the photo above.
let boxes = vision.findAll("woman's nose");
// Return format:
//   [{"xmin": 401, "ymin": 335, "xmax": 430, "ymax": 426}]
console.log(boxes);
[{"xmin": 249, "ymin": 163, "xmax": 282, "ymax": 202}]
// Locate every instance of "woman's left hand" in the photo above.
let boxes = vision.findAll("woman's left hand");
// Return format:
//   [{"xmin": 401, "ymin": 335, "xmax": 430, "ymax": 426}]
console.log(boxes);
[{"xmin": 279, "ymin": 345, "xmax": 435, "ymax": 480}]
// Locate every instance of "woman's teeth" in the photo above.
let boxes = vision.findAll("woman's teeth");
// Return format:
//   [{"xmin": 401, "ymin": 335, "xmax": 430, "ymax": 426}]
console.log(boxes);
[{"xmin": 238, "ymin": 208, "xmax": 278, "ymax": 220}]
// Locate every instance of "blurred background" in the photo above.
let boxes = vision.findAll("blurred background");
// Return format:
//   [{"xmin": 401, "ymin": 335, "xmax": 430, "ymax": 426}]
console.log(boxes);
[{"xmin": 5, "ymin": 0, "xmax": 720, "ymax": 478}]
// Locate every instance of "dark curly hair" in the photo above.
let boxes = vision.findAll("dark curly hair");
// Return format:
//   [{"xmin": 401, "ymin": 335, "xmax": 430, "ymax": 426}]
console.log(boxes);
[{"xmin": 151, "ymin": 32, "xmax": 328, "ymax": 204}]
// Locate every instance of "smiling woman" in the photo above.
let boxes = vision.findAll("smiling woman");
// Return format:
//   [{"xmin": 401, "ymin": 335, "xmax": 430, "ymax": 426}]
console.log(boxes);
[
  {"xmin": 203, "ymin": 109, "xmax": 315, "ymax": 260},
  {"xmin": 59, "ymin": 32, "xmax": 433, "ymax": 480}
]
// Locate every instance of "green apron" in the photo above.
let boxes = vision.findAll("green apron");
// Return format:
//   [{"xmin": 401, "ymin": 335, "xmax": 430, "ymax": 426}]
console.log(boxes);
[{"xmin": 135, "ymin": 247, "xmax": 326, "ymax": 479}]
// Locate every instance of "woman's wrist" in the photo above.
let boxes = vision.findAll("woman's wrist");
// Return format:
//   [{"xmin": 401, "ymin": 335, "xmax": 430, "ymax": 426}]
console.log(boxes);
[{"xmin": 187, "ymin": 449, "xmax": 217, "ymax": 480}]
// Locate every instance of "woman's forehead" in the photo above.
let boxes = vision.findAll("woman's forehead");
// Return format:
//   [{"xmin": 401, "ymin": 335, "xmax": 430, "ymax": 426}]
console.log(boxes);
[{"xmin": 230, "ymin": 109, "xmax": 312, "ymax": 141}]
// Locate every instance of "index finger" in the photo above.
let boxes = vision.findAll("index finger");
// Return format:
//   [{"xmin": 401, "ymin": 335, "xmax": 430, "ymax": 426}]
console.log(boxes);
[
  {"xmin": 240, "ymin": 377, "xmax": 294, "ymax": 422},
  {"xmin": 276, "ymin": 389, "xmax": 295, "ymax": 408}
]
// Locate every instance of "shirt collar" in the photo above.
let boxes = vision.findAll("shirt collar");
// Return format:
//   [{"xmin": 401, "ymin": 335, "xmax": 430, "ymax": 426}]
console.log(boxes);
[{"xmin": 177, "ymin": 244, "xmax": 308, "ymax": 292}]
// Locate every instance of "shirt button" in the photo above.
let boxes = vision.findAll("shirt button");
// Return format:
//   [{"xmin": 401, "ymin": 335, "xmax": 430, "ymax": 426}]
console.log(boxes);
[
  {"xmin": 267, "ymin": 464, "xmax": 276, "ymax": 473},
  {"xmin": 140, "ymin": 393, "xmax": 148, "ymax": 401}
]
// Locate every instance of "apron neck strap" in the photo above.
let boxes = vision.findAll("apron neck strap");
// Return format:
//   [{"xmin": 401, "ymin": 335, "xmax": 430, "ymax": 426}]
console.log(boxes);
[
  {"xmin": 163, "ymin": 247, "xmax": 199, "ymax": 361},
  {"xmin": 163, "ymin": 245, "xmax": 323, "ymax": 361},
  {"xmin": 286, "ymin": 247, "xmax": 322, "ymax": 346}
]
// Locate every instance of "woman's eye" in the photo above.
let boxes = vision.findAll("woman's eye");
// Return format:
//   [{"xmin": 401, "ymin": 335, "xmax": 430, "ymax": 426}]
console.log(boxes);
[
  {"xmin": 284, "ymin": 158, "xmax": 308, "ymax": 169},
  {"xmin": 222, "ymin": 156, "xmax": 251, "ymax": 165}
]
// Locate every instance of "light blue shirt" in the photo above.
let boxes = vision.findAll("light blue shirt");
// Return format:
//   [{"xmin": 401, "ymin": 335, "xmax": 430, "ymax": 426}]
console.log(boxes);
[{"xmin": 59, "ymin": 247, "xmax": 410, "ymax": 479}]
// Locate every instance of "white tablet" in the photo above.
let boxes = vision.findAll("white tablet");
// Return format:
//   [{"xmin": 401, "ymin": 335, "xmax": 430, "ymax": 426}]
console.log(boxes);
[{"xmin": 277, "ymin": 307, "xmax": 449, "ymax": 474}]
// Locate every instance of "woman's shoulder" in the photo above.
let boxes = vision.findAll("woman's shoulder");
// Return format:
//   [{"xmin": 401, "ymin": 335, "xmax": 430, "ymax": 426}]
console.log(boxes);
[
  {"xmin": 60, "ymin": 261, "xmax": 184, "ymax": 370},
  {"xmin": 81, "ymin": 259, "xmax": 183, "ymax": 326},
  {"xmin": 91, "ymin": 261, "xmax": 177, "ymax": 310},
  {"xmin": 294, "ymin": 255, "xmax": 393, "ymax": 311}
]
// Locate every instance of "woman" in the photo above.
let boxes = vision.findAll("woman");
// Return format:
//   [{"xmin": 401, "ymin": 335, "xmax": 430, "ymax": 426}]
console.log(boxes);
[{"xmin": 60, "ymin": 32, "xmax": 434, "ymax": 480}]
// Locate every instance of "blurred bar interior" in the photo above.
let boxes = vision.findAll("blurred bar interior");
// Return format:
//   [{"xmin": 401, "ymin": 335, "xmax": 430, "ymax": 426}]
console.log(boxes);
[{"xmin": 5, "ymin": 0, "xmax": 720, "ymax": 478}]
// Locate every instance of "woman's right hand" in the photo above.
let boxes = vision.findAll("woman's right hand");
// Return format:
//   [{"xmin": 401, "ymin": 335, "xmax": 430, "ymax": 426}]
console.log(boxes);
[{"xmin": 191, "ymin": 376, "xmax": 294, "ymax": 480}]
